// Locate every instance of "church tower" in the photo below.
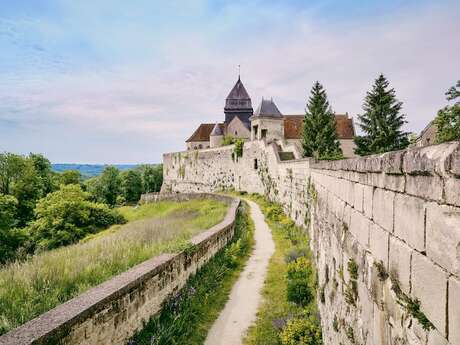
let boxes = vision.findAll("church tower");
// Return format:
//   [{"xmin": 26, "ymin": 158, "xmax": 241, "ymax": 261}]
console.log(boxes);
[{"xmin": 224, "ymin": 77, "xmax": 253, "ymax": 124}]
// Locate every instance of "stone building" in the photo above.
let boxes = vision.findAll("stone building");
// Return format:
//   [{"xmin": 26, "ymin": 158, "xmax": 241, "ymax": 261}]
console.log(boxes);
[
  {"xmin": 415, "ymin": 120, "xmax": 438, "ymax": 147},
  {"xmin": 186, "ymin": 76, "xmax": 357, "ymax": 157}
]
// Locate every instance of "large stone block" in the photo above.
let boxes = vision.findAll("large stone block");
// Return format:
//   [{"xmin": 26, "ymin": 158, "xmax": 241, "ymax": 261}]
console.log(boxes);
[
  {"xmin": 444, "ymin": 177, "xmax": 460, "ymax": 207},
  {"xmin": 350, "ymin": 209, "xmax": 371, "ymax": 248},
  {"xmin": 382, "ymin": 150, "xmax": 405, "ymax": 174},
  {"xmin": 426, "ymin": 203, "xmax": 460, "ymax": 275},
  {"xmin": 394, "ymin": 194, "xmax": 426, "ymax": 251},
  {"xmin": 412, "ymin": 252, "xmax": 448, "ymax": 336},
  {"xmin": 449, "ymin": 276, "xmax": 460, "ymax": 345},
  {"xmin": 369, "ymin": 223, "xmax": 389, "ymax": 267},
  {"xmin": 402, "ymin": 142, "xmax": 458, "ymax": 176},
  {"xmin": 406, "ymin": 175, "xmax": 443, "ymax": 202},
  {"xmin": 372, "ymin": 189, "xmax": 395, "ymax": 232},
  {"xmin": 363, "ymin": 185, "xmax": 374, "ymax": 219},
  {"xmin": 451, "ymin": 146, "xmax": 460, "ymax": 176},
  {"xmin": 370, "ymin": 173, "xmax": 405, "ymax": 192},
  {"xmin": 354, "ymin": 183, "xmax": 364, "ymax": 212},
  {"xmin": 389, "ymin": 236, "xmax": 412, "ymax": 294}
]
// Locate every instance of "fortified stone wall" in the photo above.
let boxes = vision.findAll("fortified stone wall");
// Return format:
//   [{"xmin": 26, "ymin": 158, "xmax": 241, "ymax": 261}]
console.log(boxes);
[
  {"xmin": 162, "ymin": 141, "xmax": 460, "ymax": 345},
  {"xmin": 0, "ymin": 194, "xmax": 240, "ymax": 345}
]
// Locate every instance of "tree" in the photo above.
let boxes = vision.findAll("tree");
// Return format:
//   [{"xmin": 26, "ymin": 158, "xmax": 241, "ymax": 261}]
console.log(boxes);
[
  {"xmin": 0, "ymin": 153, "xmax": 26, "ymax": 195},
  {"xmin": 302, "ymin": 81, "xmax": 342, "ymax": 159},
  {"xmin": 434, "ymin": 80, "xmax": 460, "ymax": 143},
  {"xmin": 122, "ymin": 170, "xmax": 143, "ymax": 203},
  {"xmin": 98, "ymin": 166, "xmax": 122, "ymax": 206},
  {"xmin": 27, "ymin": 184, "xmax": 125, "ymax": 250},
  {"xmin": 0, "ymin": 194, "xmax": 23, "ymax": 263},
  {"xmin": 29, "ymin": 153, "xmax": 55, "ymax": 194},
  {"xmin": 60, "ymin": 170, "xmax": 82, "ymax": 186},
  {"xmin": 143, "ymin": 165, "xmax": 163, "ymax": 193},
  {"xmin": 354, "ymin": 74, "xmax": 409, "ymax": 155}
]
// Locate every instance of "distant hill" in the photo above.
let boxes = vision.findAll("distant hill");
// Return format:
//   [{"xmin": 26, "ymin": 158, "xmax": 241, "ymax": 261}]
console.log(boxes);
[{"xmin": 52, "ymin": 164, "xmax": 139, "ymax": 178}]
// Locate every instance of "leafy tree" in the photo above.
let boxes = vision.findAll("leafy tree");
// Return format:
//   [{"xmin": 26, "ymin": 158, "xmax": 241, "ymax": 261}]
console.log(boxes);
[
  {"xmin": 98, "ymin": 166, "xmax": 122, "ymax": 206},
  {"xmin": 60, "ymin": 170, "xmax": 82, "ymax": 186},
  {"xmin": 122, "ymin": 170, "xmax": 143, "ymax": 202},
  {"xmin": 302, "ymin": 81, "xmax": 342, "ymax": 159},
  {"xmin": 222, "ymin": 135, "xmax": 235, "ymax": 146},
  {"xmin": 0, "ymin": 153, "xmax": 26, "ymax": 195},
  {"xmin": 354, "ymin": 74, "xmax": 409, "ymax": 155},
  {"xmin": 29, "ymin": 153, "xmax": 55, "ymax": 194},
  {"xmin": 143, "ymin": 165, "xmax": 163, "ymax": 193},
  {"xmin": 27, "ymin": 184, "xmax": 125, "ymax": 250},
  {"xmin": 434, "ymin": 80, "xmax": 460, "ymax": 143},
  {"xmin": 0, "ymin": 194, "xmax": 23, "ymax": 263}
]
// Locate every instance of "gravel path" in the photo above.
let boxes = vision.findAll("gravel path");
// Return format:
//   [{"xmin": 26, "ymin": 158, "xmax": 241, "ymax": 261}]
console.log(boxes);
[{"xmin": 204, "ymin": 200, "xmax": 275, "ymax": 345}]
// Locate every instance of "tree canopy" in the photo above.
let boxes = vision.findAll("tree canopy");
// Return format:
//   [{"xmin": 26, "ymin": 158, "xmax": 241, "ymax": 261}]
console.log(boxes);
[
  {"xmin": 302, "ymin": 81, "xmax": 342, "ymax": 159},
  {"xmin": 354, "ymin": 74, "xmax": 409, "ymax": 155},
  {"xmin": 434, "ymin": 80, "xmax": 460, "ymax": 143}
]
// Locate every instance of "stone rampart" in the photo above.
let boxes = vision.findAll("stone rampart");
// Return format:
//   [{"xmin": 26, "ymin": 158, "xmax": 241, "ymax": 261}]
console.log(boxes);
[
  {"xmin": 0, "ymin": 194, "xmax": 240, "ymax": 345},
  {"xmin": 162, "ymin": 141, "xmax": 460, "ymax": 345}
]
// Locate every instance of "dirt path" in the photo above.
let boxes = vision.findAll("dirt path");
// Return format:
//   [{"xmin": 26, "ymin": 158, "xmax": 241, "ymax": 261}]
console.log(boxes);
[{"xmin": 204, "ymin": 200, "xmax": 275, "ymax": 345}]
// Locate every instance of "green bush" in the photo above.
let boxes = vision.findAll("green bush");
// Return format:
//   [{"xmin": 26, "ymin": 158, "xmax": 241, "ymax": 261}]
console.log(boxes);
[
  {"xmin": 266, "ymin": 204, "xmax": 284, "ymax": 222},
  {"xmin": 280, "ymin": 315, "xmax": 323, "ymax": 345},
  {"xmin": 287, "ymin": 257, "xmax": 314, "ymax": 306},
  {"xmin": 27, "ymin": 184, "xmax": 125, "ymax": 250}
]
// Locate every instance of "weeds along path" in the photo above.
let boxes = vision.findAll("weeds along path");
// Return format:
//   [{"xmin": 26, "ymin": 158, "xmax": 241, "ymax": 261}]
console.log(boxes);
[{"xmin": 204, "ymin": 200, "xmax": 275, "ymax": 345}]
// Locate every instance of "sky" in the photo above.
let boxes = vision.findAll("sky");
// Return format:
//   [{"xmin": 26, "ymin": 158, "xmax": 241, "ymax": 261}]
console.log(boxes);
[{"xmin": 0, "ymin": 0, "xmax": 459, "ymax": 164}]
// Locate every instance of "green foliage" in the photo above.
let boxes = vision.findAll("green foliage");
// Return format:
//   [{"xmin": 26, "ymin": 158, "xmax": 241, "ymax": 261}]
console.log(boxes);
[
  {"xmin": 233, "ymin": 139, "xmax": 244, "ymax": 158},
  {"xmin": 347, "ymin": 259, "xmax": 358, "ymax": 280},
  {"xmin": 375, "ymin": 260, "xmax": 389, "ymax": 281},
  {"xmin": 0, "ymin": 195, "xmax": 23, "ymax": 263},
  {"xmin": 131, "ymin": 202, "xmax": 254, "ymax": 345},
  {"xmin": 302, "ymin": 81, "xmax": 343, "ymax": 159},
  {"xmin": 354, "ymin": 74, "xmax": 409, "ymax": 155},
  {"xmin": 0, "ymin": 199, "xmax": 228, "ymax": 335},
  {"xmin": 122, "ymin": 170, "xmax": 143, "ymax": 203},
  {"xmin": 142, "ymin": 164, "xmax": 163, "ymax": 193},
  {"xmin": 332, "ymin": 316, "xmax": 339, "ymax": 332},
  {"xmin": 242, "ymin": 194, "xmax": 321, "ymax": 345},
  {"xmin": 346, "ymin": 326, "xmax": 355, "ymax": 343},
  {"xmin": 287, "ymin": 257, "xmax": 314, "ymax": 306},
  {"xmin": 98, "ymin": 166, "xmax": 122, "ymax": 206},
  {"xmin": 222, "ymin": 135, "xmax": 235, "ymax": 146},
  {"xmin": 27, "ymin": 184, "xmax": 125, "ymax": 250},
  {"xmin": 390, "ymin": 275, "xmax": 434, "ymax": 331},
  {"xmin": 59, "ymin": 170, "xmax": 82, "ymax": 186},
  {"xmin": 434, "ymin": 80, "xmax": 460, "ymax": 143},
  {"xmin": 280, "ymin": 315, "xmax": 323, "ymax": 345}
]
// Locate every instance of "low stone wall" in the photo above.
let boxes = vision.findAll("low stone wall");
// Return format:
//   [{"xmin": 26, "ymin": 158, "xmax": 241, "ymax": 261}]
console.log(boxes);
[
  {"xmin": 162, "ymin": 140, "xmax": 460, "ymax": 345},
  {"xmin": 0, "ymin": 194, "xmax": 240, "ymax": 345}
]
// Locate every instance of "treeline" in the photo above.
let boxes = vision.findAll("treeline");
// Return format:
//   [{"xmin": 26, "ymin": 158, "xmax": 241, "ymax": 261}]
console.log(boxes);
[
  {"xmin": 0, "ymin": 152, "xmax": 163, "ymax": 264},
  {"xmin": 302, "ymin": 76, "xmax": 459, "ymax": 159}
]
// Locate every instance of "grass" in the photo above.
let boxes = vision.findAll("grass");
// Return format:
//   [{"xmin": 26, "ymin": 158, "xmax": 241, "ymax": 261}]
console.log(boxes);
[
  {"xmin": 0, "ymin": 198, "xmax": 228, "ymax": 336},
  {"xmin": 130, "ymin": 201, "xmax": 255, "ymax": 345},
  {"xmin": 241, "ymin": 193, "xmax": 321, "ymax": 345}
]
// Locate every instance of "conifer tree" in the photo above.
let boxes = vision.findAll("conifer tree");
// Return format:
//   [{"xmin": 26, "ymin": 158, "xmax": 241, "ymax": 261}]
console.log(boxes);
[
  {"xmin": 302, "ymin": 81, "xmax": 342, "ymax": 159},
  {"xmin": 354, "ymin": 74, "xmax": 409, "ymax": 155}
]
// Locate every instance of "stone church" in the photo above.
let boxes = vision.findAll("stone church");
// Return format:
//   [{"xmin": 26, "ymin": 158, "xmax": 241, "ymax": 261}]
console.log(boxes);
[{"xmin": 186, "ymin": 77, "xmax": 357, "ymax": 157}]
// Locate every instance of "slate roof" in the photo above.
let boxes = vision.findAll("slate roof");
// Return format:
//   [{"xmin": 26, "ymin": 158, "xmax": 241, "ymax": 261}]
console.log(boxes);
[
  {"xmin": 253, "ymin": 98, "xmax": 283, "ymax": 118},
  {"xmin": 226, "ymin": 77, "xmax": 251, "ymax": 101},
  {"xmin": 186, "ymin": 123, "xmax": 225, "ymax": 142},
  {"xmin": 283, "ymin": 114, "xmax": 355, "ymax": 139},
  {"xmin": 210, "ymin": 123, "xmax": 224, "ymax": 136}
]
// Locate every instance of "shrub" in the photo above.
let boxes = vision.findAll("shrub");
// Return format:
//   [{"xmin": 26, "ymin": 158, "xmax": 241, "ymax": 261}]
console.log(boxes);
[
  {"xmin": 280, "ymin": 316, "xmax": 322, "ymax": 345},
  {"xmin": 285, "ymin": 247, "xmax": 308, "ymax": 263},
  {"xmin": 287, "ymin": 257, "xmax": 314, "ymax": 306},
  {"xmin": 27, "ymin": 184, "xmax": 126, "ymax": 250},
  {"xmin": 266, "ymin": 204, "xmax": 284, "ymax": 222}
]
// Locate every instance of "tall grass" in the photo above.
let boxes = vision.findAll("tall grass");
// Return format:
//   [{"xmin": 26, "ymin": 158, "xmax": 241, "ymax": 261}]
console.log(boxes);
[
  {"xmin": 130, "ymin": 201, "xmax": 255, "ymax": 345},
  {"xmin": 0, "ymin": 199, "xmax": 228, "ymax": 335}
]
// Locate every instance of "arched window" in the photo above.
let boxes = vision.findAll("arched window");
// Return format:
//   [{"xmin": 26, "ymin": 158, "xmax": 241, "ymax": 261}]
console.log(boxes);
[{"xmin": 198, "ymin": 144, "xmax": 203, "ymax": 149}]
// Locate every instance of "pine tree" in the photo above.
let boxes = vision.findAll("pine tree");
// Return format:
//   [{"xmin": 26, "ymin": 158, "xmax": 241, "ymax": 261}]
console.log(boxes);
[
  {"xmin": 302, "ymin": 81, "xmax": 342, "ymax": 159},
  {"xmin": 354, "ymin": 74, "xmax": 409, "ymax": 155}
]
